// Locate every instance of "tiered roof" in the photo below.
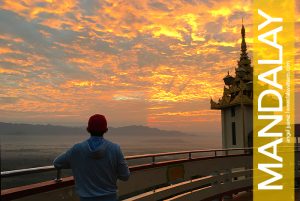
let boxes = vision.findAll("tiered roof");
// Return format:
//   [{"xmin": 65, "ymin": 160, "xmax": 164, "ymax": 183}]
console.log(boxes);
[{"xmin": 211, "ymin": 21, "xmax": 253, "ymax": 109}]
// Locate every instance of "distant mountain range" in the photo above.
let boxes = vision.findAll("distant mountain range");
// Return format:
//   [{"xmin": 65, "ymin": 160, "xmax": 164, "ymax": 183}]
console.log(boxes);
[{"xmin": 0, "ymin": 122, "xmax": 191, "ymax": 136}]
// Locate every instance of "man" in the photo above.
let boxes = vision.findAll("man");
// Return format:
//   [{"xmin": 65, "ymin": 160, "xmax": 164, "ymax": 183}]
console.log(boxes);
[{"xmin": 53, "ymin": 114, "xmax": 130, "ymax": 201}]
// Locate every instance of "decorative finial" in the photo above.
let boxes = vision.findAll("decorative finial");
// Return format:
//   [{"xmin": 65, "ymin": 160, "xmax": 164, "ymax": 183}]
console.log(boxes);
[
  {"xmin": 240, "ymin": 18, "xmax": 246, "ymax": 53},
  {"xmin": 238, "ymin": 17, "xmax": 251, "ymax": 66},
  {"xmin": 241, "ymin": 19, "xmax": 245, "ymax": 38}
]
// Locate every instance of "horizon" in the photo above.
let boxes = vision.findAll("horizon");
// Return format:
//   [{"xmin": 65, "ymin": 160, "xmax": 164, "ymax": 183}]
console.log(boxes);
[
  {"xmin": 0, "ymin": 1, "xmax": 299, "ymax": 134},
  {"xmin": 0, "ymin": 121, "xmax": 219, "ymax": 135}
]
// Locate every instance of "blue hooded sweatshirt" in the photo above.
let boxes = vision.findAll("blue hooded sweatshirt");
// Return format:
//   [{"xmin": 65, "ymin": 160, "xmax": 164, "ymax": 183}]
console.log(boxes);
[{"xmin": 53, "ymin": 137, "xmax": 130, "ymax": 201}]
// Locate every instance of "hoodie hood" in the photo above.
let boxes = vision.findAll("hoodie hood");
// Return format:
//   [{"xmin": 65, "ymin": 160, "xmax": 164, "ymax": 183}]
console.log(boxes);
[{"xmin": 87, "ymin": 137, "xmax": 108, "ymax": 159}]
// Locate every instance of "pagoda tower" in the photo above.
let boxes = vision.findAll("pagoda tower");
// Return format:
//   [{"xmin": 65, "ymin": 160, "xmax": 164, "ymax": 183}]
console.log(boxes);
[{"xmin": 210, "ymin": 22, "xmax": 253, "ymax": 149}]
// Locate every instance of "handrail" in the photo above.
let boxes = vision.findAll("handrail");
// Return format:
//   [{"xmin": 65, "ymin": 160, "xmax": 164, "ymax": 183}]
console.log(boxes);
[
  {"xmin": 3, "ymin": 146, "xmax": 298, "ymax": 179},
  {"xmin": 1, "ymin": 153, "xmax": 253, "ymax": 201},
  {"xmin": 125, "ymin": 147, "xmax": 251, "ymax": 160},
  {"xmin": 1, "ymin": 148, "xmax": 251, "ymax": 179},
  {"xmin": 2, "ymin": 146, "xmax": 299, "ymax": 201},
  {"xmin": 1, "ymin": 166, "xmax": 55, "ymax": 178}
]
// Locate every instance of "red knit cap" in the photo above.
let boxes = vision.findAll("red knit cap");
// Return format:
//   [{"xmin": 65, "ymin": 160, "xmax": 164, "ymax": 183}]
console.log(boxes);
[{"xmin": 87, "ymin": 114, "xmax": 107, "ymax": 133}]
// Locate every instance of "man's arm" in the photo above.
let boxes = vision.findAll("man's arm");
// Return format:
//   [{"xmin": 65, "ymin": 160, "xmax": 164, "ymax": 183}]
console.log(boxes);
[
  {"xmin": 116, "ymin": 145, "xmax": 130, "ymax": 181},
  {"xmin": 53, "ymin": 148, "xmax": 72, "ymax": 169}
]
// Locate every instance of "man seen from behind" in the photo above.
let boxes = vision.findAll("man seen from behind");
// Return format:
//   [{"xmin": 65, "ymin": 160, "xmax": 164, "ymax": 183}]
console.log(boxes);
[{"xmin": 53, "ymin": 114, "xmax": 130, "ymax": 201}]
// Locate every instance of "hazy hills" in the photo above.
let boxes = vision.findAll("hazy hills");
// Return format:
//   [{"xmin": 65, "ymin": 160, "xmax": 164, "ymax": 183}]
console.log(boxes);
[
  {"xmin": 0, "ymin": 122, "xmax": 191, "ymax": 136},
  {"xmin": 1, "ymin": 122, "xmax": 221, "ymax": 175}
]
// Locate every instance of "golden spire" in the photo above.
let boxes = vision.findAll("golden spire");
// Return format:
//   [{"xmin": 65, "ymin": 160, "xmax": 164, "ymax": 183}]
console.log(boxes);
[{"xmin": 241, "ymin": 18, "xmax": 246, "ymax": 53}]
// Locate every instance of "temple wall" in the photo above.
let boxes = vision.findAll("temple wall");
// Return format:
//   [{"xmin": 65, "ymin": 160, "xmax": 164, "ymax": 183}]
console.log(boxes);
[{"xmin": 222, "ymin": 105, "xmax": 253, "ymax": 149}]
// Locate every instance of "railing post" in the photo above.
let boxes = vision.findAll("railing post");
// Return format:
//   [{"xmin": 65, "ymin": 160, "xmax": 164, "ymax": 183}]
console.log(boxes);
[
  {"xmin": 211, "ymin": 170, "xmax": 220, "ymax": 201},
  {"xmin": 55, "ymin": 169, "xmax": 62, "ymax": 182},
  {"xmin": 152, "ymin": 156, "xmax": 155, "ymax": 164},
  {"xmin": 223, "ymin": 169, "xmax": 232, "ymax": 184},
  {"xmin": 222, "ymin": 169, "xmax": 233, "ymax": 200},
  {"xmin": 188, "ymin": 152, "xmax": 192, "ymax": 159},
  {"xmin": 245, "ymin": 164, "xmax": 251, "ymax": 181}
]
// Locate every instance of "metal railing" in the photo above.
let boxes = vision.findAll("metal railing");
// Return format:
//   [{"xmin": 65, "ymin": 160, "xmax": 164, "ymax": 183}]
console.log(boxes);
[
  {"xmin": 1, "ymin": 148, "xmax": 251, "ymax": 181},
  {"xmin": 2, "ymin": 146, "xmax": 300, "ymax": 201}
]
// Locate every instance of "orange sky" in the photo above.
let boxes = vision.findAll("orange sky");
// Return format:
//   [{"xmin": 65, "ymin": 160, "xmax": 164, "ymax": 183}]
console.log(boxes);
[{"xmin": 0, "ymin": 0, "xmax": 299, "ymax": 134}]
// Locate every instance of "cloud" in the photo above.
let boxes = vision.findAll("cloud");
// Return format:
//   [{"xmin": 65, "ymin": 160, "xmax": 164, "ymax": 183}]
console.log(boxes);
[
  {"xmin": 228, "ymin": 10, "xmax": 251, "ymax": 21},
  {"xmin": 79, "ymin": 0, "xmax": 107, "ymax": 16},
  {"xmin": 148, "ymin": 0, "xmax": 170, "ymax": 11},
  {"xmin": 0, "ymin": 0, "xmax": 299, "ymax": 133},
  {"xmin": 0, "ymin": 96, "xmax": 19, "ymax": 104}
]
